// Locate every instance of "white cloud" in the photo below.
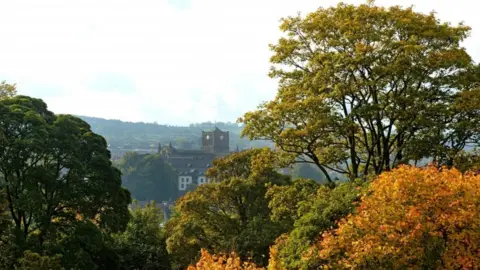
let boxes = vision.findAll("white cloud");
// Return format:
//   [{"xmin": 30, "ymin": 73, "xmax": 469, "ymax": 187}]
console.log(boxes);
[{"xmin": 0, "ymin": 0, "xmax": 478, "ymax": 125}]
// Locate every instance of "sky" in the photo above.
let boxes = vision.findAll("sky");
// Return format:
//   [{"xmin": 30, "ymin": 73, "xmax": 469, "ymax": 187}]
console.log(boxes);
[{"xmin": 0, "ymin": 0, "xmax": 478, "ymax": 125}]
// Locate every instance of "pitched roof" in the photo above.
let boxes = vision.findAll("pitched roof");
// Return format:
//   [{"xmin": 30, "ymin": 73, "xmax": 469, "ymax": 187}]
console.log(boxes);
[
  {"xmin": 166, "ymin": 154, "xmax": 215, "ymax": 176},
  {"xmin": 171, "ymin": 149, "xmax": 210, "ymax": 155}
]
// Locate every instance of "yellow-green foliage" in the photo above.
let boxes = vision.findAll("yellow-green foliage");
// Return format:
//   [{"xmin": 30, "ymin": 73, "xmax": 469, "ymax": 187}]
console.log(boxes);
[{"xmin": 187, "ymin": 249, "xmax": 264, "ymax": 270}]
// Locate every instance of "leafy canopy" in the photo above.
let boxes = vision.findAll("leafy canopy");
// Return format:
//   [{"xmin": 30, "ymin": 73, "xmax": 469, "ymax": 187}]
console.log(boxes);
[
  {"xmin": 187, "ymin": 249, "xmax": 263, "ymax": 270},
  {"xmin": 0, "ymin": 95, "xmax": 131, "ymax": 267},
  {"xmin": 0, "ymin": 81, "xmax": 16, "ymax": 100},
  {"xmin": 113, "ymin": 201, "xmax": 170, "ymax": 270},
  {"xmin": 117, "ymin": 152, "xmax": 178, "ymax": 202},
  {"xmin": 240, "ymin": 2, "xmax": 479, "ymax": 182},
  {"xmin": 166, "ymin": 149, "xmax": 290, "ymax": 269},
  {"xmin": 291, "ymin": 163, "xmax": 327, "ymax": 184},
  {"xmin": 15, "ymin": 251, "xmax": 64, "ymax": 270},
  {"xmin": 317, "ymin": 166, "xmax": 480, "ymax": 269},
  {"xmin": 267, "ymin": 180, "xmax": 367, "ymax": 269}
]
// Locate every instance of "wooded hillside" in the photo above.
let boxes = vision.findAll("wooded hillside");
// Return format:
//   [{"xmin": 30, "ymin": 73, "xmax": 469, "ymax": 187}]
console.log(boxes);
[{"xmin": 78, "ymin": 116, "xmax": 273, "ymax": 159}]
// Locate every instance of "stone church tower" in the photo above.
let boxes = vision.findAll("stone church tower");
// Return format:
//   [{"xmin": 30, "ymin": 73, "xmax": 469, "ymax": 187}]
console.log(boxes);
[
  {"xmin": 159, "ymin": 127, "xmax": 238, "ymax": 192},
  {"xmin": 201, "ymin": 127, "xmax": 229, "ymax": 154}
]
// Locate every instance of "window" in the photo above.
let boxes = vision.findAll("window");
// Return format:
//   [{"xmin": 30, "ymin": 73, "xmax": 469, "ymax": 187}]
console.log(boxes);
[
  {"xmin": 179, "ymin": 176, "xmax": 192, "ymax": 191},
  {"xmin": 198, "ymin": 176, "xmax": 207, "ymax": 185},
  {"xmin": 178, "ymin": 177, "xmax": 185, "ymax": 190}
]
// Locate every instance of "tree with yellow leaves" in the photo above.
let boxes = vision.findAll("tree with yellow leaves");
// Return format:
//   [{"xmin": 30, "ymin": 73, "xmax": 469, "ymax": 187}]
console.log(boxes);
[
  {"xmin": 166, "ymin": 149, "xmax": 290, "ymax": 269},
  {"xmin": 239, "ymin": 1, "xmax": 480, "ymax": 182},
  {"xmin": 316, "ymin": 166, "xmax": 480, "ymax": 269},
  {"xmin": 187, "ymin": 249, "xmax": 264, "ymax": 270},
  {"xmin": 0, "ymin": 81, "xmax": 16, "ymax": 100}
]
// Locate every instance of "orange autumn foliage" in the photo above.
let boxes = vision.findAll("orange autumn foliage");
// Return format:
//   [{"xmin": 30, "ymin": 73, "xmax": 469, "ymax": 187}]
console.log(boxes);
[
  {"xmin": 267, "ymin": 235, "xmax": 287, "ymax": 270},
  {"xmin": 316, "ymin": 165, "xmax": 480, "ymax": 269},
  {"xmin": 187, "ymin": 249, "xmax": 265, "ymax": 270}
]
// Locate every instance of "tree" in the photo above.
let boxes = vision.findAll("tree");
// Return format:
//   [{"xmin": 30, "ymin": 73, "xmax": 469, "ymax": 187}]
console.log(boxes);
[
  {"xmin": 113, "ymin": 201, "xmax": 170, "ymax": 270},
  {"xmin": 0, "ymin": 189, "xmax": 14, "ymax": 268},
  {"xmin": 206, "ymin": 148, "xmax": 286, "ymax": 182},
  {"xmin": 51, "ymin": 220, "xmax": 121, "ymax": 269},
  {"xmin": 316, "ymin": 166, "xmax": 480, "ymax": 269},
  {"xmin": 175, "ymin": 138, "xmax": 193, "ymax": 150},
  {"xmin": 165, "ymin": 149, "xmax": 290, "ymax": 269},
  {"xmin": 291, "ymin": 163, "xmax": 326, "ymax": 184},
  {"xmin": 435, "ymin": 86, "xmax": 480, "ymax": 167},
  {"xmin": 15, "ymin": 250, "xmax": 64, "ymax": 270},
  {"xmin": 453, "ymin": 148, "xmax": 480, "ymax": 173},
  {"xmin": 118, "ymin": 152, "xmax": 178, "ymax": 202},
  {"xmin": 0, "ymin": 96, "xmax": 131, "ymax": 264},
  {"xmin": 267, "ymin": 180, "xmax": 367, "ymax": 269},
  {"xmin": 266, "ymin": 178, "xmax": 319, "ymax": 231},
  {"xmin": 0, "ymin": 190, "xmax": 9, "ymax": 239},
  {"xmin": 0, "ymin": 81, "xmax": 16, "ymax": 100},
  {"xmin": 187, "ymin": 249, "xmax": 263, "ymax": 270},
  {"xmin": 239, "ymin": 2, "xmax": 479, "ymax": 182}
]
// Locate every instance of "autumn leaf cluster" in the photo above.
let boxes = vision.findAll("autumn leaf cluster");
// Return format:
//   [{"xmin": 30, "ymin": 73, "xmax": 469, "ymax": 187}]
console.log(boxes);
[
  {"xmin": 187, "ymin": 249, "xmax": 264, "ymax": 270},
  {"xmin": 316, "ymin": 166, "xmax": 480, "ymax": 269}
]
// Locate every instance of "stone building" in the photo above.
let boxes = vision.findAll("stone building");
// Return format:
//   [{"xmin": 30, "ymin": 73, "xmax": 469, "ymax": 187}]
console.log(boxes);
[{"xmin": 160, "ymin": 127, "xmax": 238, "ymax": 193}]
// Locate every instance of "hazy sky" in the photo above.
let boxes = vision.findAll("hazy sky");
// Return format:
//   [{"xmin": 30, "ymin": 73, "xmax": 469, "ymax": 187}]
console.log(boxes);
[{"xmin": 0, "ymin": 0, "xmax": 478, "ymax": 125}]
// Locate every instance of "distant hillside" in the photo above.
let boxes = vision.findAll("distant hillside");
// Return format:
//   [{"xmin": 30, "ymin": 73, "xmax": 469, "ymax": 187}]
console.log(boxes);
[{"xmin": 78, "ymin": 116, "xmax": 273, "ymax": 159}]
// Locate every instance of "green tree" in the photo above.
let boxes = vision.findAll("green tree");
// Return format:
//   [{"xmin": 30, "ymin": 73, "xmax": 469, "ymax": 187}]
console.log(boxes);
[
  {"xmin": 268, "ymin": 180, "xmax": 367, "ymax": 269},
  {"xmin": 291, "ymin": 163, "xmax": 326, "ymax": 184},
  {"xmin": 239, "ymin": 2, "xmax": 479, "ymax": 182},
  {"xmin": 15, "ymin": 250, "xmax": 64, "ymax": 270},
  {"xmin": 452, "ymin": 148, "xmax": 480, "ymax": 173},
  {"xmin": 51, "ymin": 220, "xmax": 121, "ymax": 269},
  {"xmin": 434, "ymin": 86, "xmax": 480, "ymax": 167},
  {"xmin": 118, "ymin": 152, "xmax": 178, "ymax": 202},
  {"xmin": 0, "ymin": 189, "xmax": 9, "ymax": 237},
  {"xmin": 0, "ymin": 189, "xmax": 14, "ymax": 268},
  {"xmin": 206, "ymin": 148, "xmax": 290, "ymax": 182},
  {"xmin": 113, "ymin": 201, "xmax": 170, "ymax": 270},
  {"xmin": 165, "ymin": 149, "xmax": 290, "ymax": 269},
  {"xmin": 266, "ymin": 179, "xmax": 319, "ymax": 231},
  {"xmin": 0, "ymin": 81, "xmax": 16, "ymax": 100},
  {"xmin": 0, "ymin": 95, "xmax": 131, "ymax": 266},
  {"xmin": 175, "ymin": 138, "xmax": 193, "ymax": 150}
]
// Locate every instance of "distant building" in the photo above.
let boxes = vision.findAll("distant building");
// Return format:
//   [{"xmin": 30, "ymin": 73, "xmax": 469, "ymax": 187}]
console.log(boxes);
[{"xmin": 160, "ymin": 127, "xmax": 239, "ymax": 193}]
